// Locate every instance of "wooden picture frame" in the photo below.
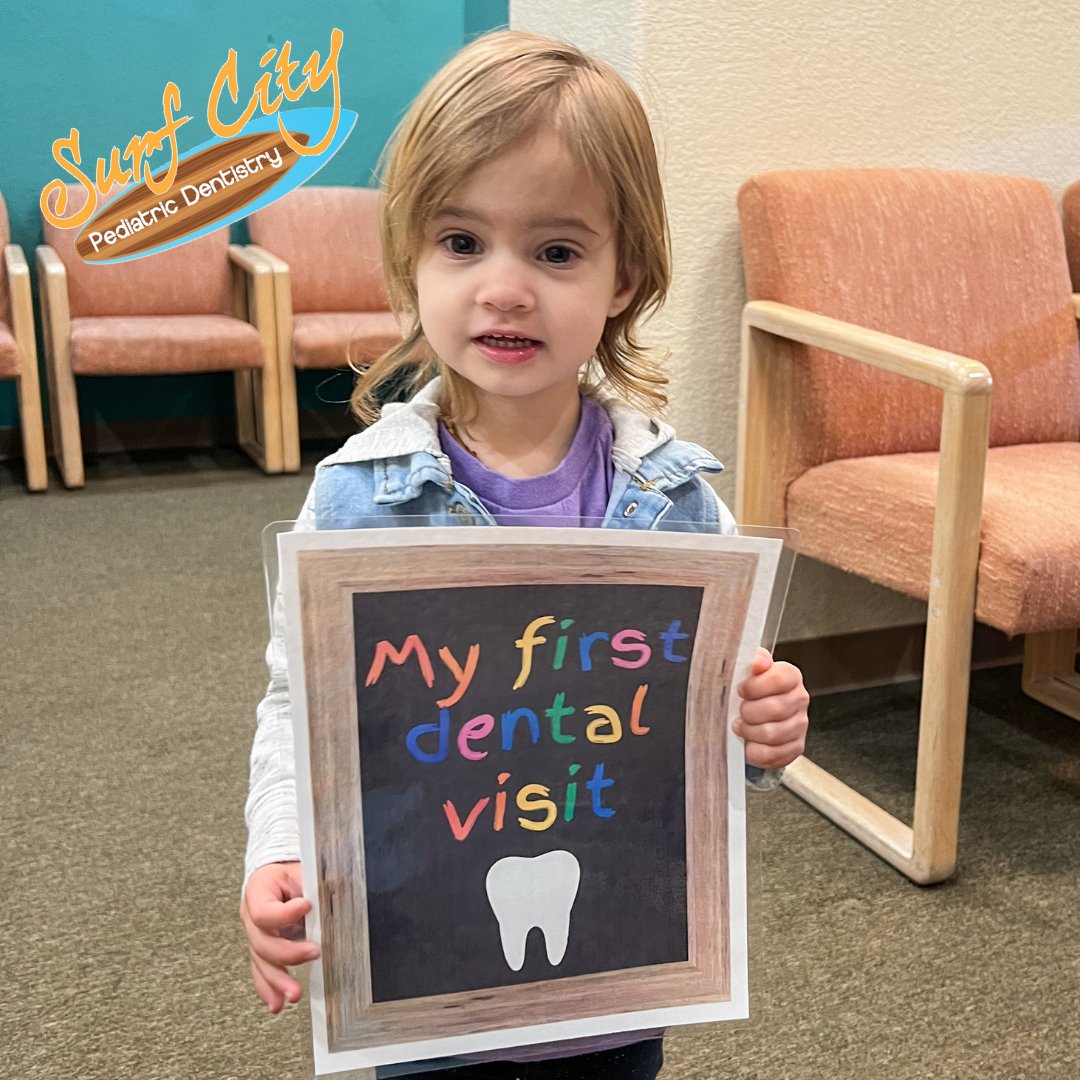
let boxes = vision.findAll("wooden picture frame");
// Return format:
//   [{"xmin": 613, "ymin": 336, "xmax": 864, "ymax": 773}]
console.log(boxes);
[{"xmin": 278, "ymin": 527, "xmax": 783, "ymax": 1076}]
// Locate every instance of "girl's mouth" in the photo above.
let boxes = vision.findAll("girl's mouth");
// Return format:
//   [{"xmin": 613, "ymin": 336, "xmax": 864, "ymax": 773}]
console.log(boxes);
[
  {"xmin": 475, "ymin": 333, "xmax": 542, "ymax": 349},
  {"xmin": 472, "ymin": 333, "xmax": 543, "ymax": 365}
]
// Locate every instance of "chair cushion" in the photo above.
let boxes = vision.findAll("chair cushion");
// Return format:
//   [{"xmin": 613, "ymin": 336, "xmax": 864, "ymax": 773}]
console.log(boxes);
[
  {"xmin": 787, "ymin": 442, "xmax": 1080, "ymax": 636},
  {"xmin": 69, "ymin": 315, "xmax": 264, "ymax": 375},
  {"xmin": 248, "ymin": 187, "xmax": 388, "ymax": 313},
  {"xmin": 0, "ymin": 321, "xmax": 19, "ymax": 377},
  {"xmin": 291, "ymin": 311, "xmax": 401, "ymax": 370}
]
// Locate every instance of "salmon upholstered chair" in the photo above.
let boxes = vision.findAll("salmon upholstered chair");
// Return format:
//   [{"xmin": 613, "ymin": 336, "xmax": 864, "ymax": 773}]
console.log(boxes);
[
  {"xmin": 247, "ymin": 186, "xmax": 402, "ymax": 472},
  {"xmin": 737, "ymin": 169, "xmax": 1080, "ymax": 884},
  {"xmin": 0, "ymin": 193, "xmax": 47, "ymax": 490},
  {"xmin": 37, "ymin": 184, "xmax": 283, "ymax": 487}
]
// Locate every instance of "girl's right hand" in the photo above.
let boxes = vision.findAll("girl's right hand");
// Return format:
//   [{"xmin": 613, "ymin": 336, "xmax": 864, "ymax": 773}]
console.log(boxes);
[{"xmin": 240, "ymin": 861, "xmax": 320, "ymax": 1012}]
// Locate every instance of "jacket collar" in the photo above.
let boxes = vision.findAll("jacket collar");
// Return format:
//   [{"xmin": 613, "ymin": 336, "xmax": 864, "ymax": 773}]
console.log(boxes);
[{"xmin": 320, "ymin": 376, "xmax": 681, "ymax": 476}]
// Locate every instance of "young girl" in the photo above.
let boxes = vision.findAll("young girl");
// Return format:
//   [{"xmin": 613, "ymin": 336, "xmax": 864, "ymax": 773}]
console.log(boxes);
[{"xmin": 241, "ymin": 30, "xmax": 809, "ymax": 1079}]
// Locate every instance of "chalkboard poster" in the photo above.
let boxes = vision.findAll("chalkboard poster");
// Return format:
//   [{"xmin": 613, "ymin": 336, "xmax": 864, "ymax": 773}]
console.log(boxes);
[
  {"xmin": 356, "ymin": 581, "xmax": 700, "ymax": 1002},
  {"xmin": 279, "ymin": 527, "xmax": 782, "ymax": 1076}
]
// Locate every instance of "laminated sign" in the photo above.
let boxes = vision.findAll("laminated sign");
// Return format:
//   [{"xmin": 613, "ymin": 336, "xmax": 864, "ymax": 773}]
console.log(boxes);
[{"xmin": 278, "ymin": 526, "xmax": 784, "ymax": 1076}]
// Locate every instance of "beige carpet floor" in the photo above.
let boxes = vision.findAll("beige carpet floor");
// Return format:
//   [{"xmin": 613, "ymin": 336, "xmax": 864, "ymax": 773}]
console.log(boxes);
[{"xmin": 2, "ymin": 449, "xmax": 1078, "ymax": 1080}]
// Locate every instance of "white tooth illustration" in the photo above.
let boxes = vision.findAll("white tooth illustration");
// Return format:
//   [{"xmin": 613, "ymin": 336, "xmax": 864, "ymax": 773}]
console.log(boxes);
[{"xmin": 485, "ymin": 850, "xmax": 581, "ymax": 972}]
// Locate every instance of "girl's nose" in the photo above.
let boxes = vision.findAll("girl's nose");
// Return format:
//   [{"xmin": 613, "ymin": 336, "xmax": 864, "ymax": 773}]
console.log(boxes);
[{"xmin": 476, "ymin": 260, "xmax": 535, "ymax": 312}]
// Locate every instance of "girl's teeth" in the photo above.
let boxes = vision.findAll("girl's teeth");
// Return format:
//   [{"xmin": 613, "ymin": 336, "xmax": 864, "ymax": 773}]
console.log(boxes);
[{"xmin": 481, "ymin": 335, "xmax": 534, "ymax": 348}]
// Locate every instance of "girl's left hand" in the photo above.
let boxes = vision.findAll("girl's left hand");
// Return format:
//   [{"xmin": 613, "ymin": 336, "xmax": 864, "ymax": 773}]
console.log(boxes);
[{"xmin": 734, "ymin": 647, "xmax": 809, "ymax": 769}]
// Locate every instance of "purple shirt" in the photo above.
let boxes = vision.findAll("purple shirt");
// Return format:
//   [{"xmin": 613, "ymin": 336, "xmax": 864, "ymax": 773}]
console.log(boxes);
[
  {"xmin": 439, "ymin": 395, "xmax": 613, "ymax": 527},
  {"xmin": 437, "ymin": 396, "xmax": 659, "ymax": 1061}
]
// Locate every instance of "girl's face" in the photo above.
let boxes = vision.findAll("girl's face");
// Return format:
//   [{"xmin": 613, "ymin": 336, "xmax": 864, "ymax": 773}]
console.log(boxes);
[{"xmin": 415, "ymin": 130, "xmax": 637, "ymax": 416}]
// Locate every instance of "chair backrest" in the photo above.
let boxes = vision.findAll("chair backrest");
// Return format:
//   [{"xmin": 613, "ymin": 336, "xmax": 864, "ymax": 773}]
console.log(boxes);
[
  {"xmin": 1062, "ymin": 180, "xmax": 1080, "ymax": 291},
  {"xmin": 0, "ymin": 192, "xmax": 10, "ymax": 328},
  {"xmin": 738, "ymin": 169, "xmax": 1080, "ymax": 483},
  {"xmin": 41, "ymin": 184, "xmax": 233, "ymax": 318},
  {"xmin": 247, "ymin": 185, "xmax": 387, "ymax": 313}
]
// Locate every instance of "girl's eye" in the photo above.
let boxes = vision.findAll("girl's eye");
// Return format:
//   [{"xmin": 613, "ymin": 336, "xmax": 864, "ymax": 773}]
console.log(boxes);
[
  {"xmin": 541, "ymin": 245, "xmax": 576, "ymax": 265},
  {"xmin": 444, "ymin": 234, "xmax": 478, "ymax": 256}
]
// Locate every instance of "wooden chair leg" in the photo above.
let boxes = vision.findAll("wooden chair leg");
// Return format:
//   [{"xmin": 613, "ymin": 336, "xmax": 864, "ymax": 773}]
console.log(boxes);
[
  {"xmin": 51, "ymin": 364, "xmax": 84, "ymax": 489},
  {"xmin": 781, "ymin": 589, "xmax": 974, "ymax": 886},
  {"xmin": 780, "ymin": 391, "xmax": 989, "ymax": 885},
  {"xmin": 1022, "ymin": 628, "xmax": 1080, "ymax": 720},
  {"xmin": 257, "ymin": 363, "xmax": 285, "ymax": 474},
  {"xmin": 5, "ymin": 245, "xmax": 47, "ymax": 491},
  {"xmin": 278, "ymin": 358, "xmax": 301, "ymax": 475},
  {"xmin": 16, "ymin": 369, "xmax": 48, "ymax": 491},
  {"xmin": 234, "ymin": 368, "xmax": 258, "ymax": 459},
  {"xmin": 234, "ymin": 369, "xmax": 275, "ymax": 473},
  {"xmin": 245, "ymin": 244, "xmax": 299, "ymax": 473},
  {"xmin": 273, "ymin": 269, "xmax": 300, "ymax": 474},
  {"xmin": 40, "ymin": 306, "xmax": 84, "ymax": 488},
  {"xmin": 234, "ymin": 368, "xmax": 284, "ymax": 474},
  {"xmin": 37, "ymin": 245, "xmax": 83, "ymax": 488},
  {"xmin": 230, "ymin": 245, "xmax": 284, "ymax": 474}
]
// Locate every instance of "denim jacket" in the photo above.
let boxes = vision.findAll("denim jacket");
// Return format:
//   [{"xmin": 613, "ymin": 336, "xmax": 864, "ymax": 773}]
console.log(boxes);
[
  {"xmin": 310, "ymin": 377, "xmax": 732, "ymax": 532},
  {"xmin": 244, "ymin": 379, "xmax": 776, "ymax": 886}
]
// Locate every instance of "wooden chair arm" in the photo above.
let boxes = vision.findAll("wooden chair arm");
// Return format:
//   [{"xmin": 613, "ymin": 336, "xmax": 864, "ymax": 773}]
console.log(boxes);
[
  {"xmin": 3, "ymin": 243, "xmax": 30, "ymax": 286},
  {"xmin": 228, "ymin": 243, "xmax": 286, "ymax": 473},
  {"xmin": 244, "ymin": 243, "xmax": 290, "ymax": 276},
  {"xmin": 4, "ymin": 245, "xmax": 37, "ymax": 364},
  {"xmin": 34, "ymin": 244, "xmax": 67, "ymax": 272},
  {"xmin": 34, "ymin": 244, "xmax": 83, "ymax": 484},
  {"xmin": 228, "ymin": 243, "xmax": 274, "ymax": 278},
  {"xmin": 242, "ymin": 245, "xmax": 293, "ymax": 350},
  {"xmin": 242, "ymin": 244, "xmax": 293, "ymax": 339},
  {"xmin": 239, "ymin": 243, "xmax": 298, "ymax": 471},
  {"xmin": 35, "ymin": 243, "xmax": 67, "ymax": 275},
  {"xmin": 35, "ymin": 245, "xmax": 71, "ymax": 342},
  {"xmin": 742, "ymin": 300, "xmax": 992, "ymax": 397},
  {"xmin": 738, "ymin": 299, "xmax": 994, "ymax": 883},
  {"xmin": 738, "ymin": 300, "xmax": 992, "ymax": 529},
  {"xmin": 2, "ymin": 244, "xmax": 46, "ymax": 489},
  {"xmin": 227, "ymin": 243, "xmax": 275, "ymax": 330}
]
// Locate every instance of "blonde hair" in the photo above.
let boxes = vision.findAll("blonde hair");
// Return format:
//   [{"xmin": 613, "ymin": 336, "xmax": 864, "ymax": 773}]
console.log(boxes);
[{"xmin": 350, "ymin": 30, "xmax": 671, "ymax": 426}]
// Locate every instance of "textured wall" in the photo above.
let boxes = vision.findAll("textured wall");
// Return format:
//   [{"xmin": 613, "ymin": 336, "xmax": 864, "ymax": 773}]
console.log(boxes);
[
  {"xmin": 512, "ymin": 0, "xmax": 1080, "ymax": 640},
  {"xmin": 0, "ymin": 2, "xmax": 508, "ymax": 430}
]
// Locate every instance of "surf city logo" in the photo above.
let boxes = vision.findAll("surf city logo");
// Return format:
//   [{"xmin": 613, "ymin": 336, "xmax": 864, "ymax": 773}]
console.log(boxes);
[{"xmin": 40, "ymin": 29, "xmax": 355, "ymax": 264}]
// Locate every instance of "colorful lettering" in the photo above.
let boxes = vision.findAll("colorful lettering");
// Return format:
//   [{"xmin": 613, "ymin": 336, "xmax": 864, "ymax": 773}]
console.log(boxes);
[
  {"xmin": 586, "ymin": 763, "xmax": 616, "ymax": 818},
  {"xmin": 457, "ymin": 713, "xmax": 495, "ymax": 761},
  {"xmin": 610, "ymin": 628, "xmax": 651, "ymax": 668},
  {"xmin": 443, "ymin": 796, "xmax": 490, "ymax": 841},
  {"xmin": 406, "ymin": 707, "xmax": 450, "ymax": 764},
  {"xmin": 660, "ymin": 620, "xmax": 690, "ymax": 662},
  {"xmin": 513, "ymin": 615, "xmax": 555, "ymax": 690},
  {"xmin": 564, "ymin": 763, "xmax": 582, "ymax": 821},
  {"xmin": 544, "ymin": 691, "xmax": 576, "ymax": 744},
  {"xmin": 517, "ymin": 784, "xmax": 558, "ymax": 831},
  {"xmin": 577, "ymin": 631, "xmax": 610, "ymax": 672},
  {"xmin": 494, "ymin": 771, "xmax": 510, "ymax": 831},
  {"xmin": 365, "ymin": 635, "xmax": 435, "ymax": 689},
  {"xmin": 501, "ymin": 707, "xmax": 541, "ymax": 751},
  {"xmin": 629, "ymin": 683, "xmax": 651, "ymax": 735},
  {"xmin": 584, "ymin": 704, "xmax": 622, "ymax": 744},
  {"xmin": 436, "ymin": 642, "xmax": 480, "ymax": 707},
  {"xmin": 552, "ymin": 618, "xmax": 574, "ymax": 671}
]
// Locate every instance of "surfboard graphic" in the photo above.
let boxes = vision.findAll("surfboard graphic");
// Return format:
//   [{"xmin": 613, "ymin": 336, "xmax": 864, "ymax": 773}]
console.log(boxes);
[{"xmin": 74, "ymin": 107, "xmax": 356, "ymax": 264}]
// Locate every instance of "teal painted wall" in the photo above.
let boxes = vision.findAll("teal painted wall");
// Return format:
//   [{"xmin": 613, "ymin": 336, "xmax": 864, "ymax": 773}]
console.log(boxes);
[
  {"xmin": 465, "ymin": 0, "xmax": 510, "ymax": 38},
  {"xmin": 0, "ymin": 0, "xmax": 506, "ymax": 436}
]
